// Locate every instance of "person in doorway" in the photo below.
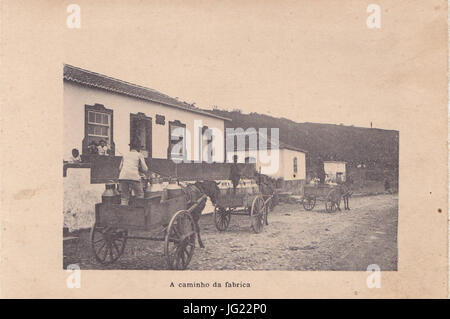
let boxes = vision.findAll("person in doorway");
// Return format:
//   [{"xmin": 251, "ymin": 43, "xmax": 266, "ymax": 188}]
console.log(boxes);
[{"xmin": 118, "ymin": 140, "xmax": 148, "ymax": 205}]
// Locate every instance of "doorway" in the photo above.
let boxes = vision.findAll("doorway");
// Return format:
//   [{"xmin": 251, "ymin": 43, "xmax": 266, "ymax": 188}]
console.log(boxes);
[{"xmin": 130, "ymin": 113, "xmax": 152, "ymax": 158}]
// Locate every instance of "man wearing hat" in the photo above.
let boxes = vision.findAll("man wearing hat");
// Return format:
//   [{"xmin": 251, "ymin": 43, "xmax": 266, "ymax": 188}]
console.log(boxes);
[{"xmin": 118, "ymin": 138, "xmax": 148, "ymax": 205}]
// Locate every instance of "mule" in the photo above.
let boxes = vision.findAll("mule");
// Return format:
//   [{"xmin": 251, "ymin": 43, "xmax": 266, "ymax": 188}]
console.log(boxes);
[
  {"xmin": 181, "ymin": 180, "xmax": 220, "ymax": 248},
  {"xmin": 330, "ymin": 180, "xmax": 353, "ymax": 211}
]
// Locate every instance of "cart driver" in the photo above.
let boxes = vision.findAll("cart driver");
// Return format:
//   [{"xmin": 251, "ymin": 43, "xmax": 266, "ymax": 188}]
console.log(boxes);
[
  {"xmin": 118, "ymin": 139, "xmax": 148, "ymax": 205},
  {"xmin": 230, "ymin": 155, "xmax": 241, "ymax": 194}
]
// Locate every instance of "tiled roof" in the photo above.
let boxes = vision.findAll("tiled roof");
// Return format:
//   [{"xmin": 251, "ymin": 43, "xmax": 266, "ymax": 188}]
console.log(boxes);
[
  {"xmin": 63, "ymin": 64, "xmax": 230, "ymax": 121},
  {"xmin": 278, "ymin": 141, "xmax": 308, "ymax": 153}
]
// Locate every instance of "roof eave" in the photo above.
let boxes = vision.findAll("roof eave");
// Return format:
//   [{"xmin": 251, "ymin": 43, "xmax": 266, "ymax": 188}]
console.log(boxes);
[{"xmin": 63, "ymin": 71, "xmax": 231, "ymax": 122}]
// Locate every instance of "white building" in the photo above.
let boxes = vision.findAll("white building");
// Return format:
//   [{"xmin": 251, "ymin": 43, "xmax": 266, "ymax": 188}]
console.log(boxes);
[
  {"xmin": 63, "ymin": 64, "xmax": 230, "ymax": 229},
  {"xmin": 226, "ymin": 131, "xmax": 307, "ymax": 194},
  {"xmin": 323, "ymin": 161, "xmax": 346, "ymax": 184},
  {"xmin": 64, "ymin": 64, "xmax": 229, "ymax": 162}
]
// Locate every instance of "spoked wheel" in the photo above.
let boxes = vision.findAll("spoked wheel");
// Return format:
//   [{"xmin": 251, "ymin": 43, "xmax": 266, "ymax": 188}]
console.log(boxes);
[
  {"xmin": 250, "ymin": 196, "xmax": 265, "ymax": 233},
  {"xmin": 263, "ymin": 196, "xmax": 272, "ymax": 225},
  {"xmin": 302, "ymin": 196, "xmax": 316, "ymax": 211},
  {"xmin": 90, "ymin": 224, "xmax": 127, "ymax": 265},
  {"xmin": 214, "ymin": 206, "xmax": 231, "ymax": 231},
  {"xmin": 164, "ymin": 210, "xmax": 196, "ymax": 270}
]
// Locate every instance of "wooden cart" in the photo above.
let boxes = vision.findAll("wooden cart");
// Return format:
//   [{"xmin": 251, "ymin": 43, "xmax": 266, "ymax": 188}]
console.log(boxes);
[
  {"xmin": 213, "ymin": 180, "xmax": 273, "ymax": 233},
  {"xmin": 87, "ymin": 160, "xmax": 261, "ymax": 268},
  {"xmin": 90, "ymin": 192, "xmax": 206, "ymax": 270},
  {"xmin": 302, "ymin": 183, "xmax": 341, "ymax": 213}
]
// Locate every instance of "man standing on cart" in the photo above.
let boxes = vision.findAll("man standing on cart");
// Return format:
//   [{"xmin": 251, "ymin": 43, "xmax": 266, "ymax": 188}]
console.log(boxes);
[{"xmin": 118, "ymin": 139, "xmax": 148, "ymax": 205}]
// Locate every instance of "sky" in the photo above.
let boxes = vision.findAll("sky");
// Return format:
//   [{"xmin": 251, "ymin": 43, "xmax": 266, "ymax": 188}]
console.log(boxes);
[{"xmin": 63, "ymin": 0, "xmax": 446, "ymax": 131}]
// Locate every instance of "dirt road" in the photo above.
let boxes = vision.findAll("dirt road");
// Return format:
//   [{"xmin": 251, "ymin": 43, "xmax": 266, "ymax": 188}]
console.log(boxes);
[{"xmin": 67, "ymin": 194, "xmax": 397, "ymax": 270}]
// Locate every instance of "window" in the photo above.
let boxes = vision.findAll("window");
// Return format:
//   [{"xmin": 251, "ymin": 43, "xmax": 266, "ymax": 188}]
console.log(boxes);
[
  {"xmin": 88, "ymin": 111, "xmax": 110, "ymax": 140},
  {"xmin": 293, "ymin": 157, "xmax": 298, "ymax": 173},
  {"xmin": 336, "ymin": 172, "xmax": 345, "ymax": 183},
  {"xmin": 83, "ymin": 104, "xmax": 115, "ymax": 155},
  {"xmin": 169, "ymin": 120, "xmax": 186, "ymax": 162},
  {"xmin": 199, "ymin": 126, "xmax": 213, "ymax": 162}
]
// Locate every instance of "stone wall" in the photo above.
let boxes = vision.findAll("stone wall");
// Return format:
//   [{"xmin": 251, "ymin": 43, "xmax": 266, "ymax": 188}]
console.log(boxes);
[{"xmin": 63, "ymin": 167, "xmax": 104, "ymax": 231}]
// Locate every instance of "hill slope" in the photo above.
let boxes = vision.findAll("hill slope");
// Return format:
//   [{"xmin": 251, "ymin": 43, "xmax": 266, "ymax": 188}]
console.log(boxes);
[{"xmin": 204, "ymin": 109, "xmax": 399, "ymax": 169}]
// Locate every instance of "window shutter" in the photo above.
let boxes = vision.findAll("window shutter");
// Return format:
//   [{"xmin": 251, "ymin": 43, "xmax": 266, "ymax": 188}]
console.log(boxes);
[{"xmin": 130, "ymin": 116, "xmax": 138, "ymax": 149}]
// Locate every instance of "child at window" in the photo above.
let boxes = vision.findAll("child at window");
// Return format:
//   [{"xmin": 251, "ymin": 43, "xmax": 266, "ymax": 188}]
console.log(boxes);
[
  {"xmin": 118, "ymin": 139, "xmax": 148, "ymax": 205},
  {"xmin": 97, "ymin": 139, "xmax": 110, "ymax": 156},
  {"xmin": 88, "ymin": 141, "xmax": 98, "ymax": 154}
]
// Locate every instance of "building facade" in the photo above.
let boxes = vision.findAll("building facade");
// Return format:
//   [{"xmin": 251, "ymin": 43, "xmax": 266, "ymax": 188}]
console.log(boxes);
[
  {"xmin": 64, "ymin": 64, "xmax": 228, "ymax": 162},
  {"xmin": 226, "ymin": 131, "xmax": 307, "ymax": 194},
  {"xmin": 323, "ymin": 161, "xmax": 346, "ymax": 184},
  {"xmin": 63, "ymin": 65, "xmax": 229, "ymax": 230}
]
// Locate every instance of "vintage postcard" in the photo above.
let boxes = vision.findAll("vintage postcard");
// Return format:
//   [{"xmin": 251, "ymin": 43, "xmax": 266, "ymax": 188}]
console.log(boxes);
[{"xmin": 0, "ymin": 0, "xmax": 448, "ymax": 298}]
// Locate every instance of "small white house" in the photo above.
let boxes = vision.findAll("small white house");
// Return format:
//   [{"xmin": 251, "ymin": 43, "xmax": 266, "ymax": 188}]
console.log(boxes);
[
  {"xmin": 226, "ymin": 131, "xmax": 307, "ymax": 194},
  {"xmin": 323, "ymin": 161, "xmax": 346, "ymax": 184}
]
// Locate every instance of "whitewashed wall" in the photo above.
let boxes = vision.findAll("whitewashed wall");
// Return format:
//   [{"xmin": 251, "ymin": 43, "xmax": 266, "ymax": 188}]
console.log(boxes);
[
  {"xmin": 64, "ymin": 81, "xmax": 225, "ymax": 161},
  {"xmin": 63, "ymin": 168, "xmax": 104, "ymax": 230},
  {"xmin": 324, "ymin": 161, "xmax": 346, "ymax": 181},
  {"xmin": 226, "ymin": 149, "xmax": 280, "ymax": 178},
  {"xmin": 280, "ymin": 149, "xmax": 306, "ymax": 181},
  {"xmin": 226, "ymin": 148, "xmax": 305, "ymax": 181}
]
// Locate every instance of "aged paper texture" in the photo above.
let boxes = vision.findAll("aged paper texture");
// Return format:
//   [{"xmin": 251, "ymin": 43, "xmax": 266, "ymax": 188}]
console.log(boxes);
[{"xmin": 0, "ymin": 0, "xmax": 448, "ymax": 298}]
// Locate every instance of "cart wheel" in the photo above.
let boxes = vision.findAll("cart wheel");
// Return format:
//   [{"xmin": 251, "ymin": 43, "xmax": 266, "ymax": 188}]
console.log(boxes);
[
  {"xmin": 302, "ymin": 196, "xmax": 316, "ymax": 211},
  {"xmin": 90, "ymin": 224, "xmax": 127, "ymax": 265},
  {"xmin": 263, "ymin": 196, "xmax": 272, "ymax": 225},
  {"xmin": 214, "ymin": 206, "xmax": 231, "ymax": 231},
  {"xmin": 164, "ymin": 210, "xmax": 196, "ymax": 270},
  {"xmin": 250, "ymin": 196, "xmax": 265, "ymax": 233},
  {"xmin": 264, "ymin": 200, "xmax": 270, "ymax": 226}
]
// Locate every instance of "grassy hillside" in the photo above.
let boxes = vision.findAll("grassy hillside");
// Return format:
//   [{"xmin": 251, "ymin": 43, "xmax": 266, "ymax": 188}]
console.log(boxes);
[{"xmin": 204, "ymin": 109, "xmax": 399, "ymax": 170}]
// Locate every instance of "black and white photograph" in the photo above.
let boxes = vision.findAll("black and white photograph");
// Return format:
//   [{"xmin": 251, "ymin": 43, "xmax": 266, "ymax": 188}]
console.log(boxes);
[{"xmin": 63, "ymin": 55, "xmax": 398, "ymax": 271}]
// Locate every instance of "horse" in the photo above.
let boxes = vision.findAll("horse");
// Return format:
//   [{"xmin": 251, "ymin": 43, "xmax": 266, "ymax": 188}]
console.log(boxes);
[
  {"xmin": 329, "ymin": 179, "xmax": 353, "ymax": 211},
  {"xmin": 180, "ymin": 180, "xmax": 220, "ymax": 249}
]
